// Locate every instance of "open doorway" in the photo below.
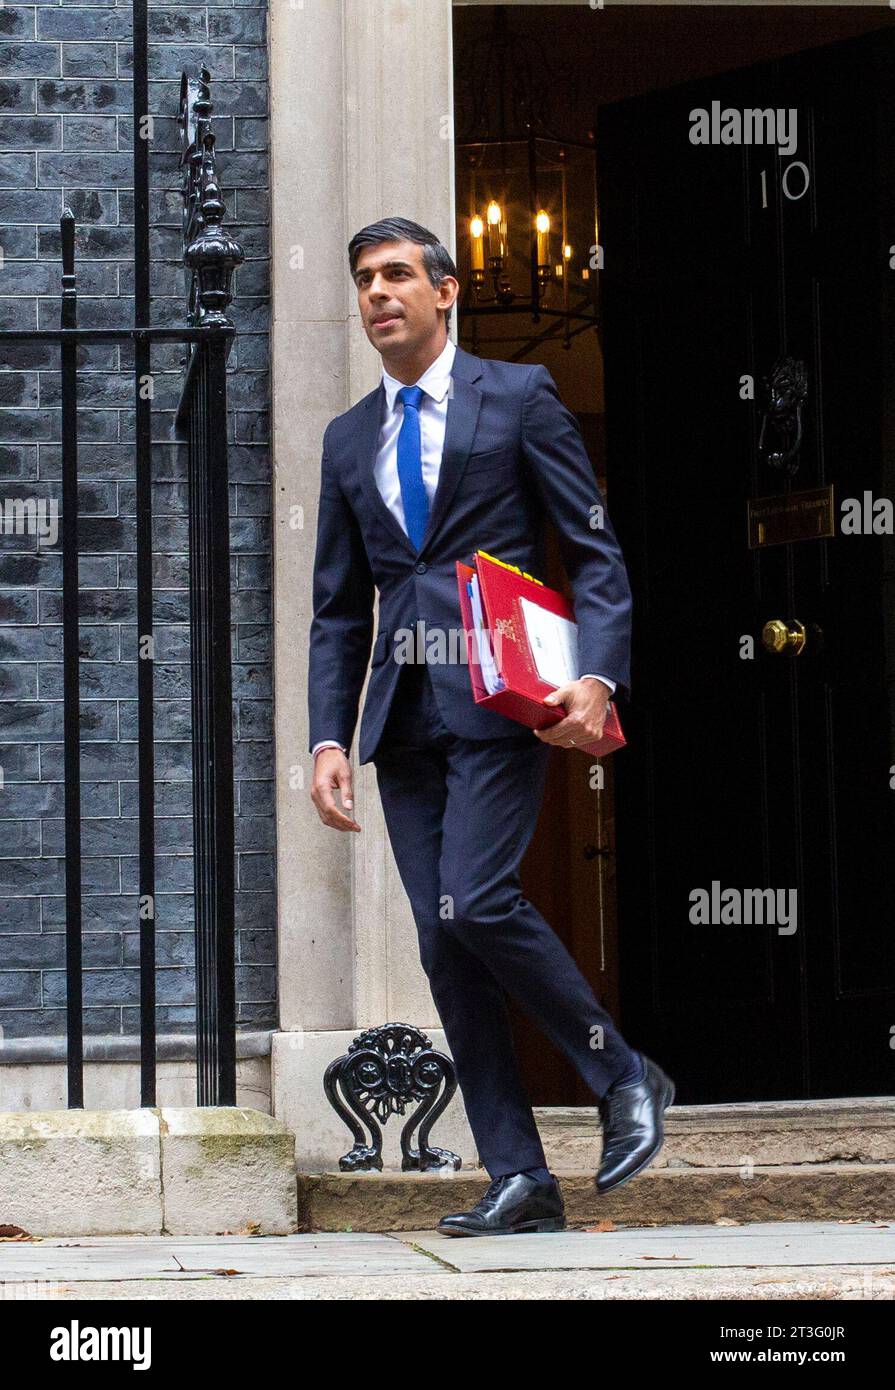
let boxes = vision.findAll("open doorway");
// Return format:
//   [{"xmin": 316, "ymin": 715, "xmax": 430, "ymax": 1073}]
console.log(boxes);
[{"xmin": 452, "ymin": 4, "xmax": 895, "ymax": 1105}]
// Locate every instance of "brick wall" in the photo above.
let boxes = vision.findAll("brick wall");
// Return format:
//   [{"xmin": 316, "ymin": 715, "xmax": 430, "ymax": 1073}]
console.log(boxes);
[{"xmin": 0, "ymin": 2, "xmax": 274, "ymax": 1040}]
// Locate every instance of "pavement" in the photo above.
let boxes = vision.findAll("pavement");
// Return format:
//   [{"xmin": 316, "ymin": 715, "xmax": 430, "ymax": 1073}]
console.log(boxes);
[{"xmin": 0, "ymin": 1220, "xmax": 893, "ymax": 1300}]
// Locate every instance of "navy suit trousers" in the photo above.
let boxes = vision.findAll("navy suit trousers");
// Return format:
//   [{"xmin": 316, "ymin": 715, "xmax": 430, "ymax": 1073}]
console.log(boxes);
[{"xmin": 372, "ymin": 660, "xmax": 637, "ymax": 1178}]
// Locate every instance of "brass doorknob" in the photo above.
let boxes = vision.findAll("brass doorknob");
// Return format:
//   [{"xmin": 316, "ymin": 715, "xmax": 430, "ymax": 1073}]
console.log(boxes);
[{"xmin": 762, "ymin": 618, "xmax": 806, "ymax": 656}]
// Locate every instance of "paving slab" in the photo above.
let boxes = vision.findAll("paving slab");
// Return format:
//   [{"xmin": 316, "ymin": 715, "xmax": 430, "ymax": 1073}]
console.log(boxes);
[
  {"xmin": 2, "ymin": 1266, "xmax": 894, "ymax": 1301},
  {"xmin": 0, "ymin": 1222, "xmax": 892, "ymax": 1301},
  {"xmin": 0, "ymin": 1233, "xmax": 442, "ymax": 1283},
  {"xmin": 401, "ymin": 1220, "xmax": 895, "ymax": 1273}
]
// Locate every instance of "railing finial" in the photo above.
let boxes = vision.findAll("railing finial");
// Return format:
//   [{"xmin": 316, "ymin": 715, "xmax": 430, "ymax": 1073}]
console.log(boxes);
[{"xmin": 179, "ymin": 67, "xmax": 245, "ymax": 327}]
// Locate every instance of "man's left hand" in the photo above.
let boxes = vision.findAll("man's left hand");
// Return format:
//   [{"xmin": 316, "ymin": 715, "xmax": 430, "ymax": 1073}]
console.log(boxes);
[{"xmin": 534, "ymin": 677, "xmax": 611, "ymax": 749}]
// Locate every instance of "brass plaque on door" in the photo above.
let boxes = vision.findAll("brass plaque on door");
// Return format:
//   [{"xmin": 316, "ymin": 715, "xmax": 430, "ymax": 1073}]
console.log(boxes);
[{"xmin": 747, "ymin": 485, "xmax": 835, "ymax": 549}]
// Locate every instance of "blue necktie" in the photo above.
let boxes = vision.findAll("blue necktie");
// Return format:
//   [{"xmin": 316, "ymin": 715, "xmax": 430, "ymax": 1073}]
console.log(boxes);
[{"xmin": 396, "ymin": 384, "xmax": 429, "ymax": 549}]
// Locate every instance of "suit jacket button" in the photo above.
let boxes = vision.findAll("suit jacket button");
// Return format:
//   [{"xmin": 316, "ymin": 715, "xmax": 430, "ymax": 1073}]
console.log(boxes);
[{"xmin": 415, "ymin": 561, "xmax": 428, "ymax": 574}]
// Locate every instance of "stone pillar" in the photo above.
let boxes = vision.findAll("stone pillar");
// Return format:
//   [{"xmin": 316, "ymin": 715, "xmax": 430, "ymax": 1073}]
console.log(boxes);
[{"xmin": 269, "ymin": 0, "xmax": 475, "ymax": 1171}]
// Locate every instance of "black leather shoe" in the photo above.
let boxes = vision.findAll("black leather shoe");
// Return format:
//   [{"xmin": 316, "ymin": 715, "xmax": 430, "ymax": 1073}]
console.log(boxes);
[
  {"xmin": 437, "ymin": 1172, "xmax": 565, "ymax": 1237},
  {"xmin": 595, "ymin": 1054, "xmax": 675, "ymax": 1195}
]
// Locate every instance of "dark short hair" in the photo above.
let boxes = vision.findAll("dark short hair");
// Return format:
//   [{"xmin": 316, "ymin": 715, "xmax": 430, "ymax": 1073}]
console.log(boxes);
[{"xmin": 348, "ymin": 216, "xmax": 458, "ymax": 330}]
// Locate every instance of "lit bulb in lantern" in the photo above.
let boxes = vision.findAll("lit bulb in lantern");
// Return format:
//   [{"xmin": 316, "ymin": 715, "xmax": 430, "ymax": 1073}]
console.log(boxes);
[
  {"xmin": 469, "ymin": 214, "xmax": 485, "ymax": 272},
  {"xmin": 536, "ymin": 210, "xmax": 550, "ymax": 266},
  {"xmin": 486, "ymin": 200, "xmax": 503, "ymax": 259}
]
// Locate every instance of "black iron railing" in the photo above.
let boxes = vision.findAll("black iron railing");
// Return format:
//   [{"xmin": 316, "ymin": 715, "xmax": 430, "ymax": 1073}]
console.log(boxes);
[
  {"xmin": 176, "ymin": 66, "xmax": 244, "ymax": 1107},
  {"xmin": 0, "ymin": 27, "xmax": 244, "ymax": 1107}
]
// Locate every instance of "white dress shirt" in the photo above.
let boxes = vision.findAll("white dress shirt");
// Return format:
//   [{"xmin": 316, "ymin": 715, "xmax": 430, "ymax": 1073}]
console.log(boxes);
[{"xmin": 312, "ymin": 339, "xmax": 615, "ymax": 758}]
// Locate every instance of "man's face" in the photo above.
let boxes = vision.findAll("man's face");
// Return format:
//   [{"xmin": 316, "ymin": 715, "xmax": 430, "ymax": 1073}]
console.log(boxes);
[{"xmin": 353, "ymin": 239, "xmax": 455, "ymax": 353}]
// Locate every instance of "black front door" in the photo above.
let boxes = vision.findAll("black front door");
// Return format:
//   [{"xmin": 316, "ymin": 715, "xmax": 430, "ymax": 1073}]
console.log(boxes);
[{"xmin": 599, "ymin": 28, "xmax": 895, "ymax": 1102}]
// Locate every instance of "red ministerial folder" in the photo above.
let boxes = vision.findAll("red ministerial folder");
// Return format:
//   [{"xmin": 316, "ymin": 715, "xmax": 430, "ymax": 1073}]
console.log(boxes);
[{"xmin": 455, "ymin": 550, "xmax": 626, "ymax": 757}]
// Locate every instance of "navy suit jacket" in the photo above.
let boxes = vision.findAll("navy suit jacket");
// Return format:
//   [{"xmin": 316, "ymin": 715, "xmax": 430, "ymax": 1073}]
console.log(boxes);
[{"xmin": 308, "ymin": 343, "xmax": 633, "ymax": 766}]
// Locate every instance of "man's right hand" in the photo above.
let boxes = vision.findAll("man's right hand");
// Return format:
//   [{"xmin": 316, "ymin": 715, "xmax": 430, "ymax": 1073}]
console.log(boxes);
[{"xmin": 311, "ymin": 748, "xmax": 361, "ymax": 832}]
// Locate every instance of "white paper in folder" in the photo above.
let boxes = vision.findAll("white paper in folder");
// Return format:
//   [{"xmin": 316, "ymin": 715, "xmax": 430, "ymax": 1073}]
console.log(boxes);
[
  {"xmin": 519, "ymin": 596, "xmax": 579, "ymax": 687},
  {"xmin": 468, "ymin": 575, "xmax": 503, "ymax": 694}
]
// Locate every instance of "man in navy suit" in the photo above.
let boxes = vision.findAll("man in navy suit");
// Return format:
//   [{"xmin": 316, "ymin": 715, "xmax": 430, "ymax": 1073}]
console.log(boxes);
[{"xmin": 309, "ymin": 216, "xmax": 674, "ymax": 1236}]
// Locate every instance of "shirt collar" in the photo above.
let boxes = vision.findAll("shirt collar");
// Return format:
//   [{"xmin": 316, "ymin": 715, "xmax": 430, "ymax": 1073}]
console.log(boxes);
[{"xmin": 381, "ymin": 337, "xmax": 457, "ymax": 412}]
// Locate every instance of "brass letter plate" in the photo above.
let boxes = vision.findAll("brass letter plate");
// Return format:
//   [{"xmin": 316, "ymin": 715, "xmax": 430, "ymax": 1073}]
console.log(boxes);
[{"xmin": 747, "ymin": 485, "xmax": 835, "ymax": 549}]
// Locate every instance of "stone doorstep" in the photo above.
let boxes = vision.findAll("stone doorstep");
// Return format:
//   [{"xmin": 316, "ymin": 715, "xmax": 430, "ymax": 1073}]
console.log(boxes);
[
  {"xmin": 298, "ymin": 1099, "xmax": 895, "ymax": 1233},
  {"xmin": 536, "ymin": 1097, "xmax": 895, "ymax": 1171},
  {"xmin": 0, "ymin": 1108, "xmax": 298, "ymax": 1237},
  {"xmin": 297, "ymin": 1164, "xmax": 895, "ymax": 1233}
]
